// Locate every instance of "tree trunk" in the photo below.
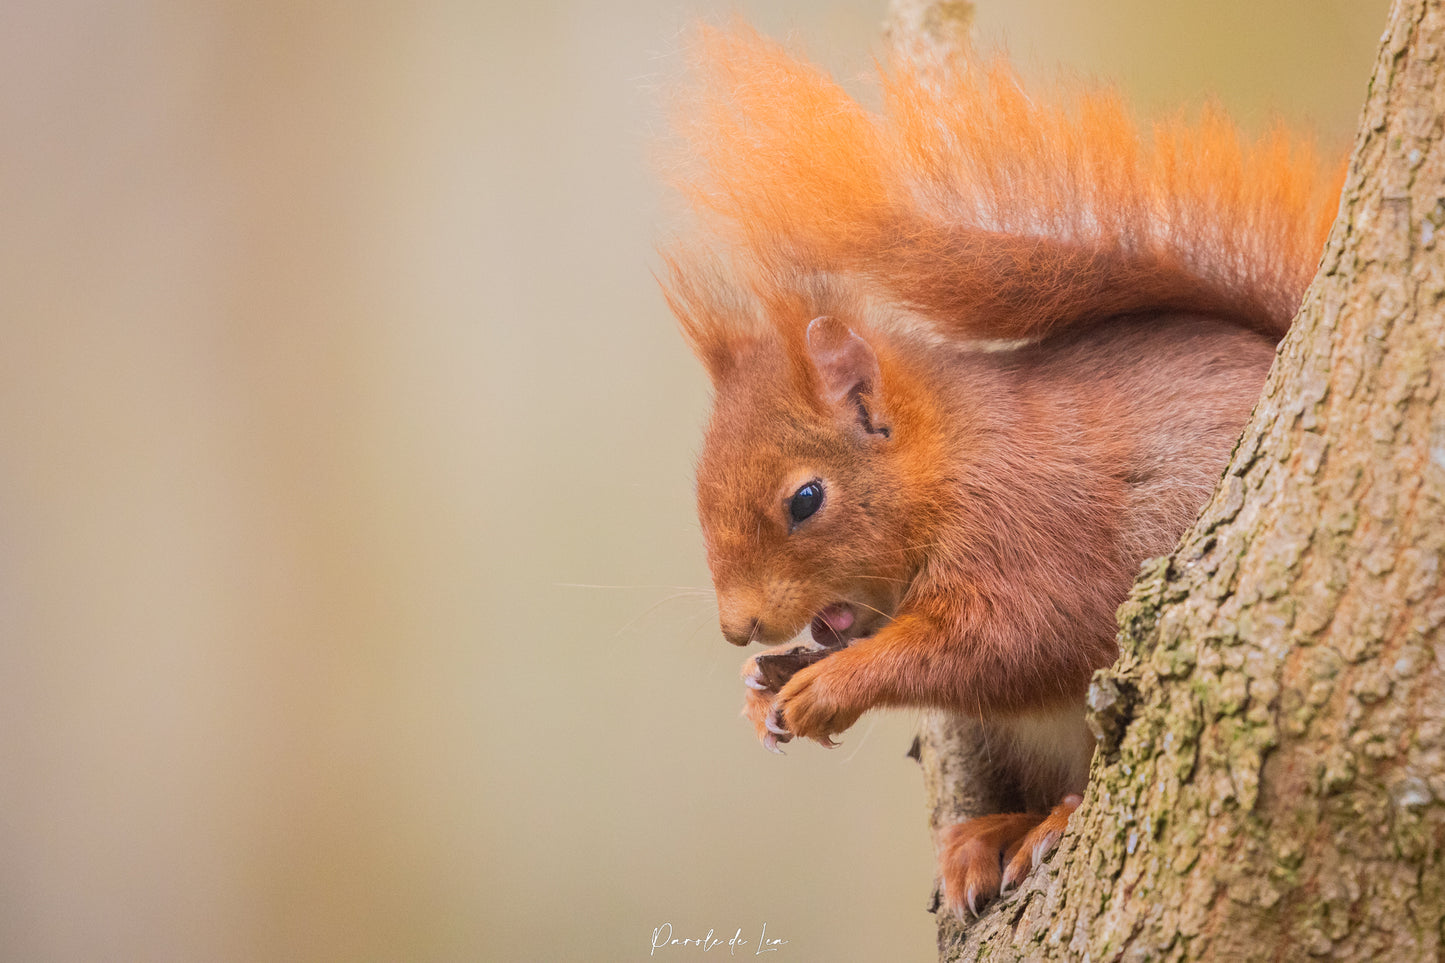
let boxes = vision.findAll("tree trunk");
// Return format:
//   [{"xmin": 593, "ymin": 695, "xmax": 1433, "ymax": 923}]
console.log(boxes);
[{"xmin": 907, "ymin": 1, "xmax": 1445, "ymax": 959}]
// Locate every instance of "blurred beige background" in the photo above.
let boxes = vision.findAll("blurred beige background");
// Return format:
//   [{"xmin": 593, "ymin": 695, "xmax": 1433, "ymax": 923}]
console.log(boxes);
[{"xmin": 0, "ymin": 2, "xmax": 1387, "ymax": 961}]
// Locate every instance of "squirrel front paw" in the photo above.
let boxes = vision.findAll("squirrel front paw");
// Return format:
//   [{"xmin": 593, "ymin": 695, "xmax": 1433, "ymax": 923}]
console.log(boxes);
[
  {"xmin": 741, "ymin": 643, "xmax": 828, "ymax": 753},
  {"xmin": 938, "ymin": 795, "xmax": 1081, "ymax": 917},
  {"xmin": 768, "ymin": 659, "xmax": 864, "ymax": 747},
  {"xmin": 744, "ymin": 686, "xmax": 789, "ymax": 753}
]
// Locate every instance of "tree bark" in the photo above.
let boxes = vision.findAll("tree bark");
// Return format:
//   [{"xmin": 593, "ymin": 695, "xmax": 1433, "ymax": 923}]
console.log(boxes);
[
  {"xmin": 884, "ymin": 0, "xmax": 975, "ymax": 58},
  {"xmin": 907, "ymin": 1, "xmax": 1445, "ymax": 959}
]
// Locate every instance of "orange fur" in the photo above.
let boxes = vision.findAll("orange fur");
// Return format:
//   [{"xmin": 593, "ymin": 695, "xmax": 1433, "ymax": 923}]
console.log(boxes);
[
  {"xmin": 940, "ymin": 794, "xmax": 1080, "ymax": 915},
  {"xmin": 939, "ymin": 813, "xmax": 1040, "ymax": 917},
  {"xmin": 659, "ymin": 24, "xmax": 1342, "ymax": 918},
  {"xmin": 664, "ymin": 24, "xmax": 1340, "ymax": 343}
]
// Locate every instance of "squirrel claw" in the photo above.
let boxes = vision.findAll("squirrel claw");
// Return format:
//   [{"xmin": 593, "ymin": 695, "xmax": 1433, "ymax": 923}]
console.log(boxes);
[
  {"xmin": 743, "ymin": 674, "xmax": 768, "ymax": 691},
  {"xmin": 762, "ymin": 732, "xmax": 787, "ymax": 754},
  {"xmin": 764, "ymin": 705, "xmax": 790, "ymax": 736},
  {"xmin": 815, "ymin": 734, "xmax": 839, "ymax": 748}
]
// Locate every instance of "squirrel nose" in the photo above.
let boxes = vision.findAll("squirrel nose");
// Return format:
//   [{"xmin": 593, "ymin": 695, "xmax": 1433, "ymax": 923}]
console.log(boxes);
[
  {"xmin": 721, "ymin": 616, "xmax": 760, "ymax": 646},
  {"xmin": 717, "ymin": 593, "xmax": 762, "ymax": 645}
]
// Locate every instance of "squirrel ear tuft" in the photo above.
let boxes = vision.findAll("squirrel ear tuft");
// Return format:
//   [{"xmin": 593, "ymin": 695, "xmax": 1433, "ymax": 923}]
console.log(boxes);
[
  {"xmin": 690, "ymin": 332, "xmax": 739, "ymax": 384},
  {"xmin": 806, "ymin": 317, "xmax": 890, "ymax": 436}
]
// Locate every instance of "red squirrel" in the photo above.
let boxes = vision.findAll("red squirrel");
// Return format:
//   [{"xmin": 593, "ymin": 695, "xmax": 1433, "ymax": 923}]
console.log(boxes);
[{"xmin": 659, "ymin": 25, "xmax": 1341, "ymax": 915}]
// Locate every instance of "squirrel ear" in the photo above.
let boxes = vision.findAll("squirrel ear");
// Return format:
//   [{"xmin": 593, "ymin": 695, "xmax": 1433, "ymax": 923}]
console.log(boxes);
[{"xmin": 806, "ymin": 316, "xmax": 890, "ymax": 437}]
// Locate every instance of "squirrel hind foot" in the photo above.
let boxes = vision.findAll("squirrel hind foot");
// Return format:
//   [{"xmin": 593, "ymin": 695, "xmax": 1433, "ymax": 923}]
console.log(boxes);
[
  {"xmin": 938, "ymin": 812, "xmax": 1040, "ymax": 917},
  {"xmin": 999, "ymin": 795, "xmax": 1081, "ymax": 894},
  {"xmin": 938, "ymin": 796, "xmax": 1081, "ymax": 917}
]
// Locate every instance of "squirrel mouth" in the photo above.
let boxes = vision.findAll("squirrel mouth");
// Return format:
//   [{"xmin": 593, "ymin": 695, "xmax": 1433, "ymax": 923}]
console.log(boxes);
[{"xmin": 809, "ymin": 603, "xmax": 859, "ymax": 647}]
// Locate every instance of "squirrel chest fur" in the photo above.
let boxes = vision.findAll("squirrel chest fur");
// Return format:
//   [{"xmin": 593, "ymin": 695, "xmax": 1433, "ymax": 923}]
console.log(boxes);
[{"xmin": 660, "ymin": 24, "xmax": 1339, "ymax": 914}]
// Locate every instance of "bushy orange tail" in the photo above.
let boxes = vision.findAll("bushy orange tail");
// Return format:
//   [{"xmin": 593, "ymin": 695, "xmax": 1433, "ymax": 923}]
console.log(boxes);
[{"xmin": 663, "ymin": 24, "xmax": 1342, "ymax": 345}]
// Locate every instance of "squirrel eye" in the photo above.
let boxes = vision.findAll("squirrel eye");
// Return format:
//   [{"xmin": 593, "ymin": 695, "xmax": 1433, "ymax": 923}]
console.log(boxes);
[{"xmin": 788, "ymin": 481, "xmax": 824, "ymax": 525}]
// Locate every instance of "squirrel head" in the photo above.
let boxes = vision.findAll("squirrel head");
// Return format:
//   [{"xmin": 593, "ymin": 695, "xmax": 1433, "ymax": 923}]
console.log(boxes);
[{"xmin": 695, "ymin": 316, "xmax": 927, "ymax": 647}]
